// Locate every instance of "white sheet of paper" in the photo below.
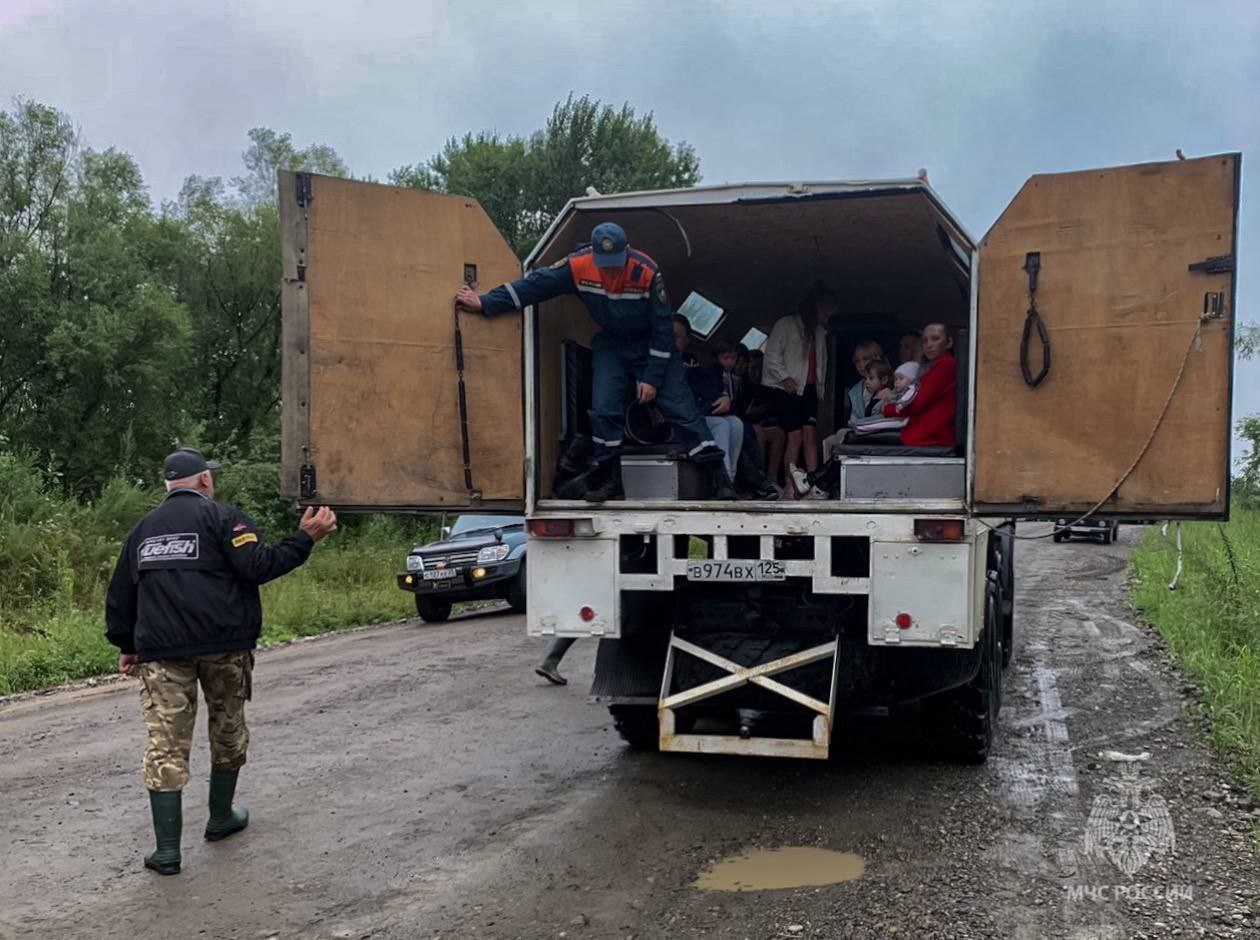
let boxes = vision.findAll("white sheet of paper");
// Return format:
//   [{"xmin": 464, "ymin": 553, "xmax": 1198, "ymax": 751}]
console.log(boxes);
[
  {"xmin": 676, "ymin": 291, "xmax": 725, "ymax": 339},
  {"xmin": 740, "ymin": 327, "xmax": 768, "ymax": 351}
]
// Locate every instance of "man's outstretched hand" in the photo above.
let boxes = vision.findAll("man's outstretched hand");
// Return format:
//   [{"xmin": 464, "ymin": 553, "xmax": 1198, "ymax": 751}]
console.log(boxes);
[
  {"xmin": 300, "ymin": 506, "xmax": 338, "ymax": 543},
  {"xmin": 455, "ymin": 286, "xmax": 483, "ymax": 311}
]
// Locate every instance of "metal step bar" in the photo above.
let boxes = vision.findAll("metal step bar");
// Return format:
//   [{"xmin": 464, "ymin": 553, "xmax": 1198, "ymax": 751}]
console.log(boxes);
[{"xmin": 658, "ymin": 633, "xmax": 840, "ymax": 759}]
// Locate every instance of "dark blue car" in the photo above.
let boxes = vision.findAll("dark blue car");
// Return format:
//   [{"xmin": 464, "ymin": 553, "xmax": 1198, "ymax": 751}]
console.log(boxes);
[{"xmin": 397, "ymin": 514, "xmax": 527, "ymax": 622}]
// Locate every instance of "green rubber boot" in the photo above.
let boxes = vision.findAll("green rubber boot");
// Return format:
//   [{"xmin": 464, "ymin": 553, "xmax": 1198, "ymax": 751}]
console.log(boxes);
[
  {"xmin": 144, "ymin": 790, "xmax": 182, "ymax": 875},
  {"xmin": 204, "ymin": 769, "xmax": 249, "ymax": 842}
]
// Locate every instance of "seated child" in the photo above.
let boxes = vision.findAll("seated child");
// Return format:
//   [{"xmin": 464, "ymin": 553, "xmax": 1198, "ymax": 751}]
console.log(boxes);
[
  {"xmin": 847, "ymin": 360, "xmax": 919, "ymax": 434},
  {"xmin": 818, "ymin": 361, "xmax": 921, "ymax": 461}
]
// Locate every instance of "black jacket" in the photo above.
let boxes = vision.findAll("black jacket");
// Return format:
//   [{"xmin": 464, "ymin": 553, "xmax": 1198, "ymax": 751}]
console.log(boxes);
[{"xmin": 105, "ymin": 489, "xmax": 314, "ymax": 661}]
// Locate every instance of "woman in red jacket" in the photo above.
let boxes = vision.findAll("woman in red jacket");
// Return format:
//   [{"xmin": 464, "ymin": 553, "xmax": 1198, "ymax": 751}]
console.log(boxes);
[{"xmin": 884, "ymin": 322, "xmax": 956, "ymax": 448}]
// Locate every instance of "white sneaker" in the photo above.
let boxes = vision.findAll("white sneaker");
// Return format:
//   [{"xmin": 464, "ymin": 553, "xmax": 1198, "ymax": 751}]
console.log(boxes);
[
  {"xmin": 788, "ymin": 464, "xmax": 810, "ymax": 496},
  {"xmin": 808, "ymin": 486, "xmax": 828, "ymax": 500}
]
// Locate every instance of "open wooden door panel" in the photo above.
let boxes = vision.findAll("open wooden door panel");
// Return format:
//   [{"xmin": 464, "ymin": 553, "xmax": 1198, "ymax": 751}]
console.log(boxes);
[
  {"xmin": 280, "ymin": 172, "xmax": 524, "ymax": 511},
  {"xmin": 972, "ymin": 154, "xmax": 1240, "ymax": 519}
]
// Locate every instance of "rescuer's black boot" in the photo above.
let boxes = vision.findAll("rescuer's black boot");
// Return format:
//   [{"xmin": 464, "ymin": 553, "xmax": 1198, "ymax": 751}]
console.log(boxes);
[
  {"xmin": 582, "ymin": 459, "xmax": 624, "ymax": 502},
  {"xmin": 204, "ymin": 770, "xmax": 249, "ymax": 842},
  {"xmin": 144, "ymin": 790, "xmax": 182, "ymax": 875}
]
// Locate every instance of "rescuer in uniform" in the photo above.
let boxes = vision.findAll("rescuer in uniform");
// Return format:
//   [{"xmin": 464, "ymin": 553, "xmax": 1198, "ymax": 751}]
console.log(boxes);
[
  {"xmin": 105, "ymin": 448, "xmax": 338, "ymax": 875},
  {"xmin": 456, "ymin": 222, "xmax": 734, "ymax": 502}
]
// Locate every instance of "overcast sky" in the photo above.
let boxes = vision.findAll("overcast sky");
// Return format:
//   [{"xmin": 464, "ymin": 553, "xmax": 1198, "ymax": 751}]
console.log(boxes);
[{"xmin": 2, "ymin": 0, "xmax": 1256, "ymax": 456}]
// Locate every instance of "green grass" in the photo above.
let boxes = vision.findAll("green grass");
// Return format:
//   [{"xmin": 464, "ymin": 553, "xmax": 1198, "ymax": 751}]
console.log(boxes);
[
  {"xmin": 0, "ymin": 609, "xmax": 121, "ymax": 694},
  {"xmin": 258, "ymin": 536, "xmax": 415, "ymax": 644},
  {"xmin": 1131, "ymin": 509, "xmax": 1260, "ymax": 800}
]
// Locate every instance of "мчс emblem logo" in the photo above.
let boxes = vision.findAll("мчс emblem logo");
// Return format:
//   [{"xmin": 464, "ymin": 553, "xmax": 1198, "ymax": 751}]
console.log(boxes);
[
  {"xmin": 1084, "ymin": 752, "xmax": 1174, "ymax": 877},
  {"xmin": 138, "ymin": 533, "xmax": 200, "ymax": 563}
]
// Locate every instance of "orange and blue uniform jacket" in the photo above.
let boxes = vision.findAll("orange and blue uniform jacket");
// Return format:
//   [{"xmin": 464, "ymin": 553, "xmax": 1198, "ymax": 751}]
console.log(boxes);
[
  {"xmin": 479, "ymin": 245, "xmax": 720, "ymax": 465},
  {"xmin": 480, "ymin": 246, "xmax": 677, "ymax": 390}
]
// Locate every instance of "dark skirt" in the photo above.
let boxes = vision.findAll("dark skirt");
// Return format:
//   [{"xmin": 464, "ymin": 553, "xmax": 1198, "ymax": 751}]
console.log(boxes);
[{"xmin": 772, "ymin": 385, "xmax": 818, "ymax": 432}]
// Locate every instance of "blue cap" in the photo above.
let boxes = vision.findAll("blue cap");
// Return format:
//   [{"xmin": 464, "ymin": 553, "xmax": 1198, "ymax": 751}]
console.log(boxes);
[{"xmin": 591, "ymin": 222, "xmax": 627, "ymax": 269}]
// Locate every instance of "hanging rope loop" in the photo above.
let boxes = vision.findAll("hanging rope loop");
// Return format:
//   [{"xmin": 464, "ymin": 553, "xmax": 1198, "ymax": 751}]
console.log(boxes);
[{"xmin": 1019, "ymin": 251, "xmax": 1051, "ymax": 387}]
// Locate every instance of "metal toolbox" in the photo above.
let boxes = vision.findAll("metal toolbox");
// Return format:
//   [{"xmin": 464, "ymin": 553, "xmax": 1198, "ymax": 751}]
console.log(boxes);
[
  {"xmin": 840, "ymin": 457, "xmax": 965, "ymax": 500},
  {"xmin": 622, "ymin": 452, "xmax": 705, "ymax": 500}
]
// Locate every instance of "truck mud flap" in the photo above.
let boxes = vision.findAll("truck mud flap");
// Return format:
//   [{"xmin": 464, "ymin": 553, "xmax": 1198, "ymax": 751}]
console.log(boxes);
[{"xmin": 590, "ymin": 637, "xmax": 669, "ymax": 705}]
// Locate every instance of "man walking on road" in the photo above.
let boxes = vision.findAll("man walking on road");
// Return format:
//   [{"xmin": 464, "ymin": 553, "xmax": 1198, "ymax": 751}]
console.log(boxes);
[{"xmin": 105, "ymin": 447, "xmax": 337, "ymax": 875}]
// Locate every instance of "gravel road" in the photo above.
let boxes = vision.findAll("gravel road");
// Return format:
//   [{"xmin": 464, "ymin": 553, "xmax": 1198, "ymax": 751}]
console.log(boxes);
[{"xmin": 2, "ymin": 526, "xmax": 1258, "ymax": 940}]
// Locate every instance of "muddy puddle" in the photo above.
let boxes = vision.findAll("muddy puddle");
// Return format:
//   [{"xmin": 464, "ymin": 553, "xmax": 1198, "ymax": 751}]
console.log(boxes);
[{"xmin": 694, "ymin": 847, "xmax": 865, "ymax": 891}]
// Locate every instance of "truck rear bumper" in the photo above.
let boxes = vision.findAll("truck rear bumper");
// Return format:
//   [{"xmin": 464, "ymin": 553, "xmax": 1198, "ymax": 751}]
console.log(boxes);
[{"xmin": 525, "ymin": 511, "xmax": 988, "ymax": 650}]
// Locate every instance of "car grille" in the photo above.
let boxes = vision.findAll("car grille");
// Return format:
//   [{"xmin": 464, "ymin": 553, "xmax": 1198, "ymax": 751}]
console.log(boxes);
[{"xmin": 421, "ymin": 550, "xmax": 480, "ymax": 569}]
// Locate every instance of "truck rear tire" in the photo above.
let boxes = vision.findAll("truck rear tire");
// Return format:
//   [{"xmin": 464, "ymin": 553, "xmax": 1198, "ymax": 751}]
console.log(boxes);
[
  {"xmin": 1001, "ymin": 606, "xmax": 1015, "ymax": 670},
  {"xmin": 930, "ymin": 583, "xmax": 1001, "ymax": 764},
  {"xmin": 992, "ymin": 531, "xmax": 1015, "ymax": 670},
  {"xmin": 415, "ymin": 596, "xmax": 452, "ymax": 623},
  {"xmin": 609, "ymin": 705, "xmax": 659, "ymax": 751}
]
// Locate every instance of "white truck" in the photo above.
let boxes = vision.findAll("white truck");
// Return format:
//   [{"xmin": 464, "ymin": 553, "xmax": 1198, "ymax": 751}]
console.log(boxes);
[{"xmin": 278, "ymin": 153, "xmax": 1239, "ymax": 762}]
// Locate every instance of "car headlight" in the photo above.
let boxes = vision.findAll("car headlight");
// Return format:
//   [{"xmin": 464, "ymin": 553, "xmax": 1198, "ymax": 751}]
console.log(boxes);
[
  {"xmin": 477, "ymin": 544, "xmax": 510, "ymax": 563},
  {"xmin": 406, "ymin": 555, "xmax": 425, "ymax": 572}
]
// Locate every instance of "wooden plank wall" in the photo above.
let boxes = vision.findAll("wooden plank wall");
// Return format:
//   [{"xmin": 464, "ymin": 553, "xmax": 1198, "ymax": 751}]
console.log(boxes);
[
  {"xmin": 297, "ymin": 175, "xmax": 524, "ymax": 508},
  {"xmin": 973, "ymin": 155, "xmax": 1237, "ymax": 515}
]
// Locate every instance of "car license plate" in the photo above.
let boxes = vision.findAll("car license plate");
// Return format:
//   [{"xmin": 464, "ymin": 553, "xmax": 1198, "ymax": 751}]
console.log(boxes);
[
  {"xmin": 685, "ymin": 559, "xmax": 786, "ymax": 582},
  {"xmin": 421, "ymin": 569, "xmax": 458, "ymax": 581}
]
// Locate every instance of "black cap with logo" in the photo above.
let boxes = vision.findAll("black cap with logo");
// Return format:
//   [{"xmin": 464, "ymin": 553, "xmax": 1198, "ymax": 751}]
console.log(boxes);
[{"xmin": 163, "ymin": 447, "xmax": 221, "ymax": 481}]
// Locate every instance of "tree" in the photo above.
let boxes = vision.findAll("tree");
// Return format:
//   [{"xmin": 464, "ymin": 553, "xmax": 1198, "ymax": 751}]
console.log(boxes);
[
  {"xmin": 0, "ymin": 103, "xmax": 357, "ymax": 492},
  {"xmin": 162, "ymin": 128, "xmax": 350, "ymax": 458},
  {"xmin": 1233, "ymin": 322, "xmax": 1260, "ymax": 505},
  {"xmin": 1236, "ymin": 322, "xmax": 1259, "ymax": 361},
  {"xmin": 393, "ymin": 94, "xmax": 700, "ymax": 257},
  {"xmin": 0, "ymin": 98, "xmax": 194, "ymax": 491},
  {"xmin": 393, "ymin": 132, "xmax": 533, "ymax": 256},
  {"xmin": 232, "ymin": 127, "xmax": 349, "ymax": 207},
  {"xmin": 1235, "ymin": 415, "xmax": 1260, "ymax": 507},
  {"xmin": 0, "ymin": 100, "xmax": 76, "ymax": 424},
  {"xmin": 34, "ymin": 147, "xmax": 194, "ymax": 491}
]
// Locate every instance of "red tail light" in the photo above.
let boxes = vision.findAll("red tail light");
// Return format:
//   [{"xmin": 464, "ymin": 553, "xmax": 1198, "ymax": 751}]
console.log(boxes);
[
  {"xmin": 913, "ymin": 519, "xmax": 965, "ymax": 542},
  {"xmin": 529, "ymin": 519, "xmax": 575, "ymax": 538},
  {"xmin": 580, "ymin": 606, "xmax": 596, "ymax": 622},
  {"xmin": 895, "ymin": 612, "xmax": 913, "ymax": 629}
]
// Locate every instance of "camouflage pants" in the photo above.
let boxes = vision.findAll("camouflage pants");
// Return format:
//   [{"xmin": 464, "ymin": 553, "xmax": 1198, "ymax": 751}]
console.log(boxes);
[{"xmin": 139, "ymin": 651, "xmax": 253, "ymax": 792}]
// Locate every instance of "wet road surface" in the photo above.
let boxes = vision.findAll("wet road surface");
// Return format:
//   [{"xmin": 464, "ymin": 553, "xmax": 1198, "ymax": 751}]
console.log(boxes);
[{"xmin": 2, "ymin": 526, "xmax": 1258, "ymax": 939}]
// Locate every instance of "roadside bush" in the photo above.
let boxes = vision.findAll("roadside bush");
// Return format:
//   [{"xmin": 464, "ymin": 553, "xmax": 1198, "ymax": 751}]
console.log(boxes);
[
  {"xmin": 0, "ymin": 454, "xmax": 153, "ymax": 621},
  {"xmin": 212, "ymin": 457, "xmax": 299, "ymax": 537}
]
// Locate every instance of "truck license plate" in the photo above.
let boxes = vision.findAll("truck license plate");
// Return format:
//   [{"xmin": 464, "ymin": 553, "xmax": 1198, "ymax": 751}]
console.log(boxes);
[
  {"xmin": 686, "ymin": 559, "xmax": 786, "ymax": 582},
  {"xmin": 422, "ymin": 569, "xmax": 458, "ymax": 581}
]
